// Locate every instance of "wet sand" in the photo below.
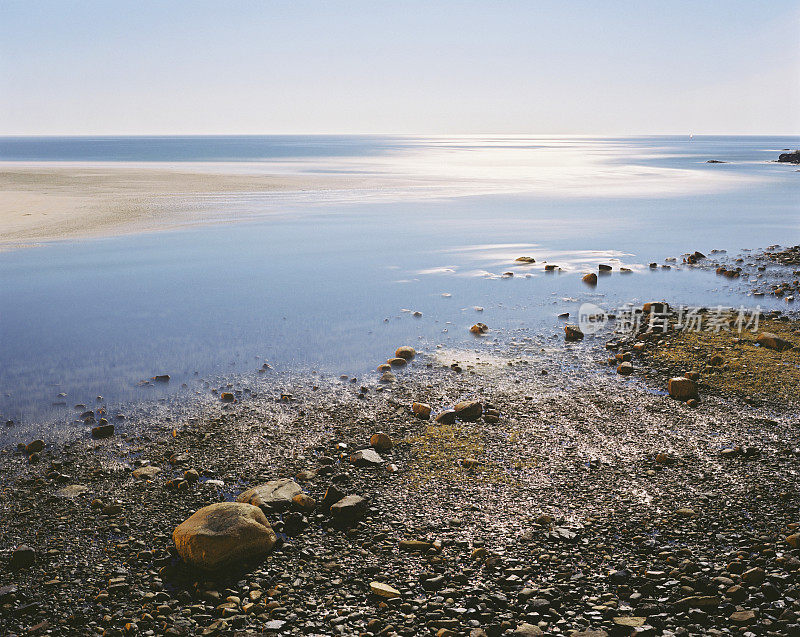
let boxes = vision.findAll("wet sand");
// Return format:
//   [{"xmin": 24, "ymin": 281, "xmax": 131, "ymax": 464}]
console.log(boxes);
[{"xmin": 0, "ymin": 164, "xmax": 389, "ymax": 247}]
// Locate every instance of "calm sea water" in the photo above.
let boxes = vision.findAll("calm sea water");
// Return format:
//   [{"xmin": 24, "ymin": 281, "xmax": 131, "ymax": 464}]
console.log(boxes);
[{"xmin": 0, "ymin": 135, "xmax": 798, "ymax": 438}]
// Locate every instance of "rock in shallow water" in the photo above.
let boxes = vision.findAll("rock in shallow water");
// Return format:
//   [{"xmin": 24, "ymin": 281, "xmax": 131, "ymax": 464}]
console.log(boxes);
[
  {"xmin": 394, "ymin": 346, "xmax": 416, "ymax": 360},
  {"xmin": 173, "ymin": 502, "xmax": 276, "ymax": 570}
]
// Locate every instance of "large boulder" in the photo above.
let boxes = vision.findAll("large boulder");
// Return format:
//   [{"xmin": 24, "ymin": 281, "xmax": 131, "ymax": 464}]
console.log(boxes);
[
  {"xmin": 236, "ymin": 479, "xmax": 303, "ymax": 512},
  {"xmin": 756, "ymin": 332, "xmax": 792, "ymax": 351},
  {"xmin": 173, "ymin": 502, "xmax": 276, "ymax": 570}
]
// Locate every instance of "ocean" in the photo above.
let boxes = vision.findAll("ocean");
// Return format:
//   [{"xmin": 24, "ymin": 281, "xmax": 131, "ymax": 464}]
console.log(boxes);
[{"xmin": 0, "ymin": 135, "xmax": 798, "ymax": 438}]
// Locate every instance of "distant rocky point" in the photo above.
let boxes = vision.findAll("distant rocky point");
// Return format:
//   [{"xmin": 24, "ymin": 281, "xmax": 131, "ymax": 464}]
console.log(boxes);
[{"xmin": 778, "ymin": 150, "xmax": 800, "ymax": 163}]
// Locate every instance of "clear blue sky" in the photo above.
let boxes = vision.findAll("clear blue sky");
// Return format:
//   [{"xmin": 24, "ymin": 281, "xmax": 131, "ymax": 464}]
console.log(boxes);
[{"xmin": 1, "ymin": 0, "xmax": 798, "ymax": 135}]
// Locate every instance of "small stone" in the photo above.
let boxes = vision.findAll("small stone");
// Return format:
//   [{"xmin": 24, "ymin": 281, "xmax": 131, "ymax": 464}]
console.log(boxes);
[
  {"xmin": 132, "ymin": 465, "xmax": 161, "ymax": 480},
  {"xmin": 236, "ymin": 479, "xmax": 303, "ymax": 512},
  {"xmin": 184, "ymin": 468, "xmax": 200, "ymax": 483},
  {"xmin": 435, "ymin": 410, "xmax": 456, "ymax": 425},
  {"xmin": 470, "ymin": 322, "xmax": 489, "ymax": 335},
  {"xmin": 756, "ymin": 332, "xmax": 792, "ymax": 351},
  {"xmin": 616, "ymin": 362, "xmax": 633, "ymax": 375},
  {"xmin": 369, "ymin": 581, "xmax": 400, "ymax": 598},
  {"xmin": 612, "ymin": 617, "xmax": 646, "ymax": 628},
  {"xmin": 399, "ymin": 540, "xmax": 432, "ymax": 552},
  {"xmin": 582, "ymin": 273, "xmax": 598, "ymax": 285},
  {"xmin": 741, "ymin": 567, "xmax": 766, "ymax": 585},
  {"xmin": 350, "ymin": 448, "xmax": 385, "ymax": 466},
  {"xmin": 565, "ymin": 325, "xmax": 584, "ymax": 341},
  {"xmin": 387, "ymin": 357, "xmax": 407, "ymax": 367},
  {"xmin": 291, "ymin": 493, "xmax": 316, "ymax": 512},
  {"xmin": 57, "ymin": 484, "xmax": 89, "ymax": 497},
  {"xmin": 412, "ymin": 402, "xmax": 432, "ymax": 419},
  {"xmin": 25, "ymin": 440, "xmax": 44, "ymax": 454},
  {"xmin": 454, "ymin": 400, "xmax": 482, "ymax": 422},
  {"xmin": 370, "ymin": 432, "xmax": 393, "ymax": 451},
  {"xmin": 379, "ymin": 371, "xmax": 396, "ymax": 383},
  {"xmin": 668, "ymin": 377, "xmax": 698, "ymax": 400},
  {"xmin": 220, "ymin": 392, "xmax": 235, "ymax": 401},
  {"xmin": 729, "ymin": 610, "xmax": 756, "ymax": 624},
  {"xmin": 9, "ymin": 545, "xmax": 35, "ymax": 570},
  {"xmin": 787, "ymin": 533, "xmax": 800, "ymax": 548},
  {"xmin": 676, "ymin": 508, "xmax": 697, "ymax": 518},
  {"xmin": 91, "ymin": 424, "xmax": 114, "ymax": 439},
  {"xmin": 395, "ymin": 346, "xmax": 416, "ymax": 360},
  {"xmin": 330, "ymin": 495, "xmax": 368, "ymax": 522}
]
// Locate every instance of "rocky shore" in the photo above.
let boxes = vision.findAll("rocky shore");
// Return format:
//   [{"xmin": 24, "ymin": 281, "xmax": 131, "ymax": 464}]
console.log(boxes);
[{"xmin": 3, "ymin": 256, "xmax": 800, "ymax": 637}]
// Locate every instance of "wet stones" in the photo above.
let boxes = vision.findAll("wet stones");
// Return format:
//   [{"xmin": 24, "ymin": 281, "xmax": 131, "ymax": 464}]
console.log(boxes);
[
  {"xmin": 582, "ymin": 273, "xmax": 598, "ymax": 285},
  {"xmin": 616, "ymin": 362, "xmax": 633, "ymax": 375},
  {"xmin": 470, "ymin": 322, "xmax": 489, "ymax": 335},
  {"xmin": 453, "ymin": 400, "xmax": 482, "ymax": 422},
  {"xmin": 756, "ymin": 331, "xmax": 792, "ymax": 351},
  {"xmin": 330, "ymin": 495, "xmax": 367, "ymax": 522},
  {"xmin": 387, "ymin": 357, "xmax": 407, "ymax": 367},
  {"xmin": 220, "ymin": 392, "xmax": 235, "ymax": 401},
  {"xmin": 236, "ymin": 478, "xmax": 303, "ymax": 512},
  {"xmin": 9, "ymin": 545, "xmax": 35, "ymax": 570},
  {"xmin": 350, "ymin": 448, "xmax": 385, "ymax": 467},
  {"xmin": 515, "ymin": 256, "xmax": 536, "ymax": 263},
  {"xmin": 394, "ymin": 346, "xmax": 416, "ymax": 360},
  {"xmin": 787, "ymin": 533, "xmax": 800, "ymax": 548},
  {"xmin": 369, "ymin": 432, "xmax": 393, "ymax": 451},
  {"xmin": 173, "ymin": 502, "xmax": 277, "ymax": 571},
  {"xmin": 412, "ymin": 402, "xmax": 432, "ymax": 419},
  {"xmin": 379, "ymin": 371, "xmax": 396, "ymax": 383},
  {"xmin": 668, "ymin": 377, "xmax": 698, "ymax": 400},
  {"xmin": 598, "ymin": 264, "xmax": 612, "ymax": 272},
  {"xmin": 565, "ymin": 325, "xmax": 584, "ymax": 341},
  {"xmin": 435, "ymin": 409, "xmax": 457, "ymax": 425}
]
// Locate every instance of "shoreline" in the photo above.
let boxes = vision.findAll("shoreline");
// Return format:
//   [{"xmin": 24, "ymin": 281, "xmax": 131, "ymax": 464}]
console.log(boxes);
[{"xmin": 2, "ymin": 298, "xmax": 799, "ymax": 635}]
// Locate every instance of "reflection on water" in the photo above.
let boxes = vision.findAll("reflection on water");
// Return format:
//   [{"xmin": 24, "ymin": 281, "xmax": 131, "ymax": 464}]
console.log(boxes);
[{"xmin": 0, "ymin": 135, "xmax": 798, "ymax": 436}]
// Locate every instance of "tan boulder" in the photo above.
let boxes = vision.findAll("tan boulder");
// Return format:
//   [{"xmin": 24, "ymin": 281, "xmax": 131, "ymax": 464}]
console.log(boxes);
[{"xmin": 173, "ymin": 502, "xmax": 276, "ymax": 570}]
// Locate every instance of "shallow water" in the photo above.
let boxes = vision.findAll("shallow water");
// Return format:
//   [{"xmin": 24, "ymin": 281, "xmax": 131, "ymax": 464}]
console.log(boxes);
[{"xmin": 0, "ymin": 135, "xmax": 798, "ymax": 435}]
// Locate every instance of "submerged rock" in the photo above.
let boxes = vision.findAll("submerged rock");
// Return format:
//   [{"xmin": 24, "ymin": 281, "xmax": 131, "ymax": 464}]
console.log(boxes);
[
  {"xmin": 173, "ymin": 502, "xmax": 276, "ymax": 570},
  {"xmin": 778, "ymin": 150, "xmax": 800, "ymax": 163}
]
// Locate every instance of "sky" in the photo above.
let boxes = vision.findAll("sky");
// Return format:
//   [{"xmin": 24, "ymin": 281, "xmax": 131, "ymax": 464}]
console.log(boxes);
[{"xmin": 1, "ymin": 0, "xmax": 799, "ymax": 136}]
